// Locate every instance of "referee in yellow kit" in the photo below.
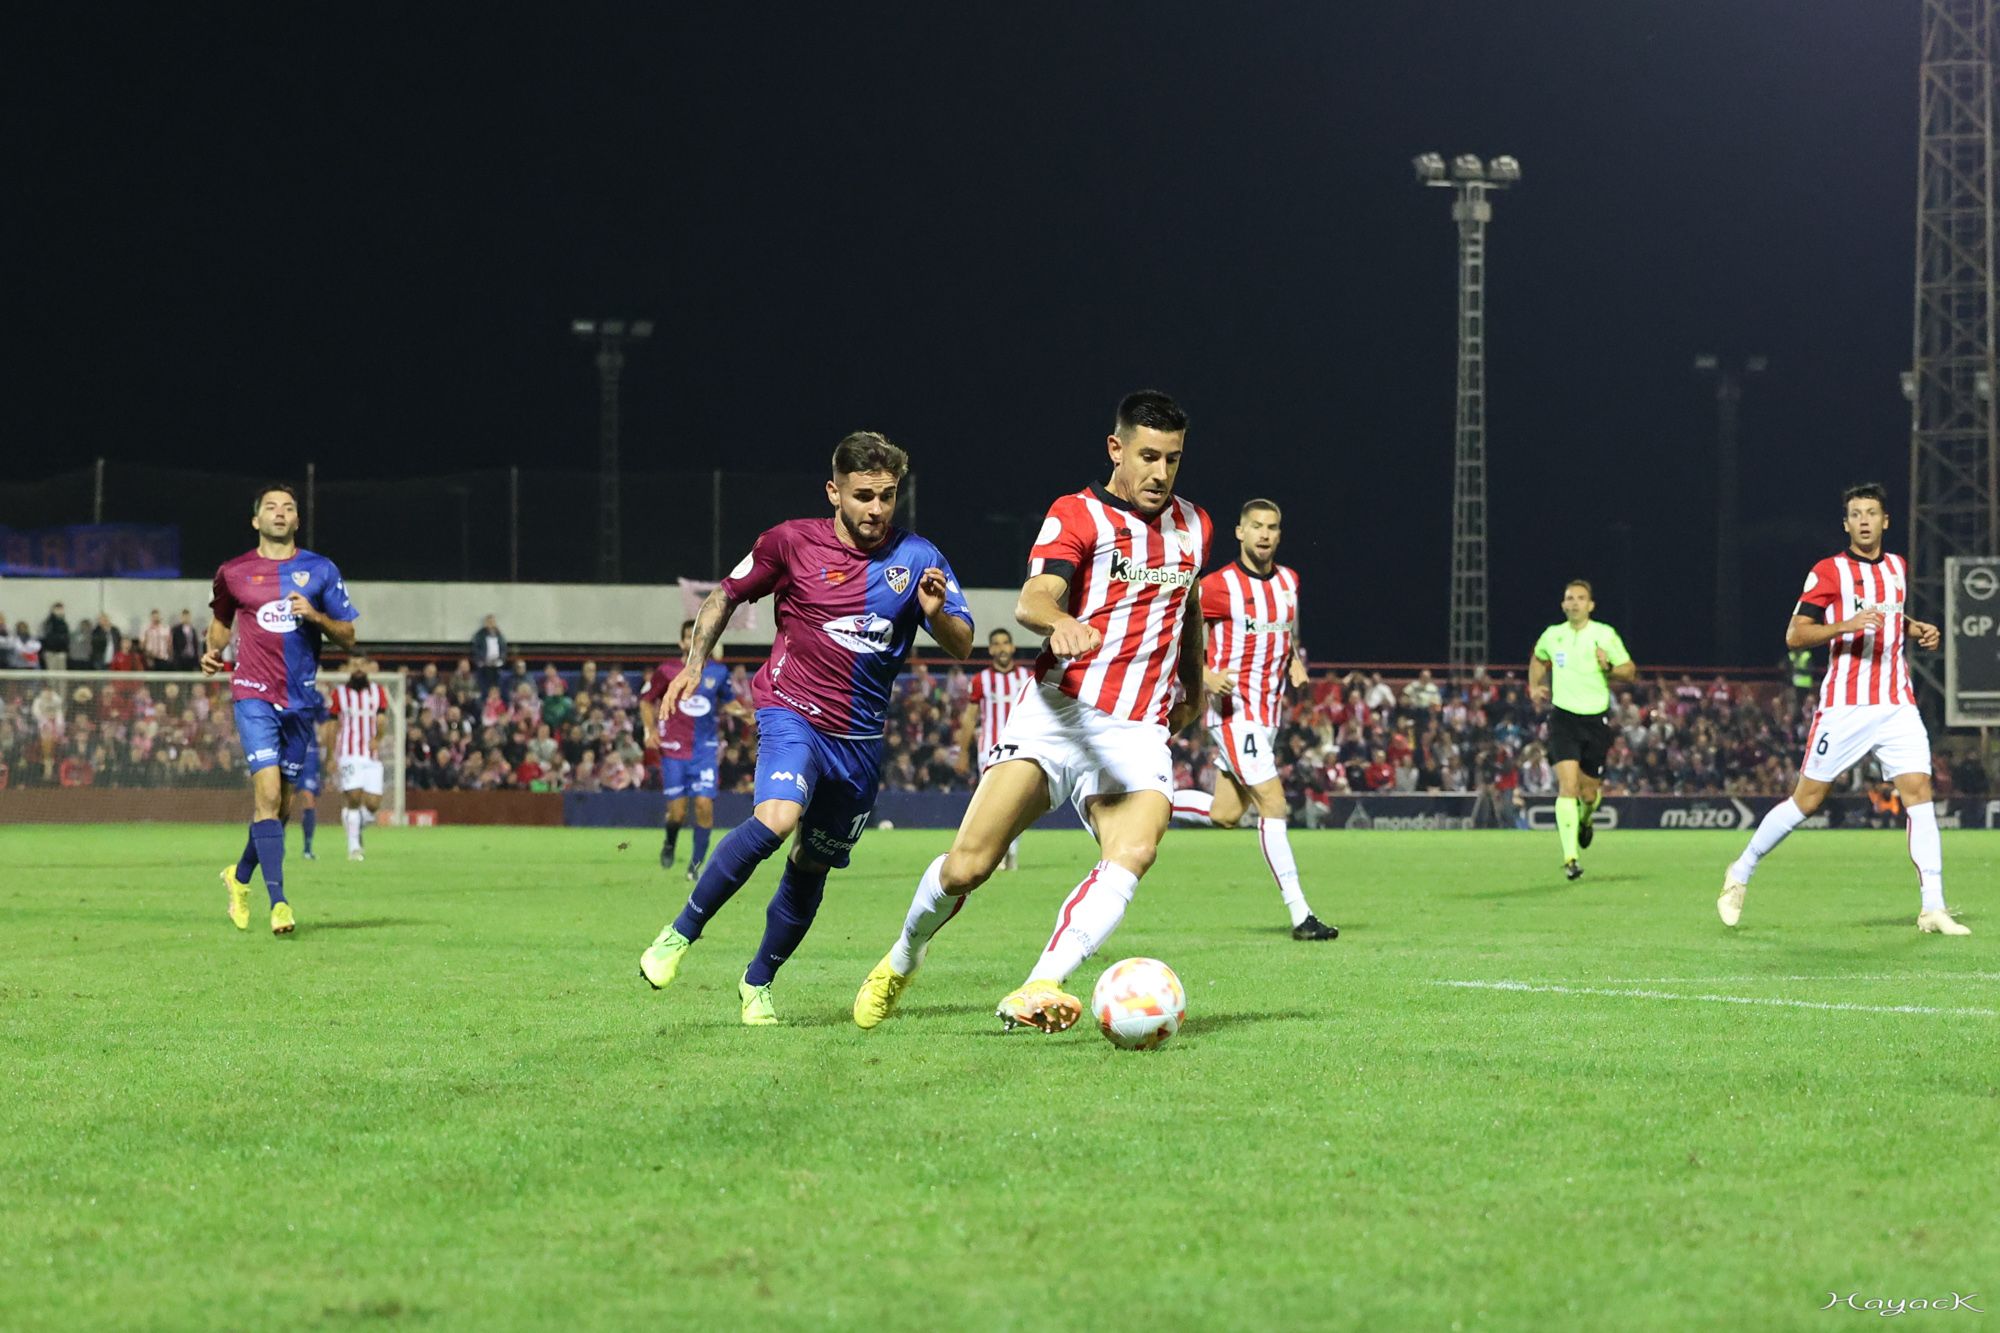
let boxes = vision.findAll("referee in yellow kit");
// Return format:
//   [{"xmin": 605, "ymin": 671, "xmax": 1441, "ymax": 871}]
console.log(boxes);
[{"xmin": 1527, "ymin": 580, "xmax": 1637, "ymax": 880}]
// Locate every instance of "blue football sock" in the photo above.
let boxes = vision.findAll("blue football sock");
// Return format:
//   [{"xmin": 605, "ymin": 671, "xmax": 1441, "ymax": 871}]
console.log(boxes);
[
  {"xmin": 690, "ymin": 823, "xmax": 712, "ymax": 866},
  {"xmin": 251, "ymin": 818, "xmax": 286, "ymax": 905},
  {"xmin": 234, "ymin": 827, "xmax": 259, "ymax": 883},
  {"xmin": 301, "ymin": 807, "xmax": 316, "ymax": 852},
  {"xmin": 744, "ymin": 858, "xmax": 828, "ymax": 987},
  {"xmin": 672, "ymin": 818, "xmax": 783, "ymax": 941},
  {"xmin": 663, "ymin": 821, "xmax": 680, "ymax": 854}
]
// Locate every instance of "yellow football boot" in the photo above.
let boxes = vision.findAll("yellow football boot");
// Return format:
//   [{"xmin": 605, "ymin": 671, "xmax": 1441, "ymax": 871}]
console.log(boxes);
[
  {"xmin": 270, "ymin": 901, "xmax": 296, "ymax": 936},
  {"xmin": 853, "ymin": 954, "xmax": 916, "ymax": 1030},
  {"xmin": 739, "ymin": 974, "xmax": 779, "ymax": 1026},
  {"xmin": 221, "ymin": 867, "xmax": 251, "ymax": 931},
  {"xmin": 995, "ymin": 979, "xmax": 1082, "ymax": 1033}
]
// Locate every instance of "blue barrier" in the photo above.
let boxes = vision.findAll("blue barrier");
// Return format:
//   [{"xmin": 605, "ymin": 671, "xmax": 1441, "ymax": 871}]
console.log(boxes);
[{"xmin": 563, "ymin": 789, "xmax": 1086, "ymax": 830}]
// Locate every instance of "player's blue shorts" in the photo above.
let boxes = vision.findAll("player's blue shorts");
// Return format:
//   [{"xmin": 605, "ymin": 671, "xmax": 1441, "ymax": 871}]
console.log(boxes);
[
  {"xmin": 296, "ymin": 738, "xmax": 321, "ymax": 795},
  {"xmin": 232, "ymin": 699, "xmax": 319, "ymax": 784},
  {"xmin": 751, "ymin": 706, "xmax": 882, "ymax": 870},
  {"xmin": 660, "ymin": 747, "xmax": 719, "ymax": 800}
]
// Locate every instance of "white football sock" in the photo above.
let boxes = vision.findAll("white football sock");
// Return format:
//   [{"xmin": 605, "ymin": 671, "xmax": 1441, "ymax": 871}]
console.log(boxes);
[
  {"xmin": 344, "ymin": 806, "xmax": 363, "ymax": 852},
  {"xmin": 889, "ymin": 854, "xmax": 961, "ymax": 974},
  {"xmin": 1028, "ymin": 860, "xmax": 1139, "ymax": 986},
  {"xmin": 1258, "ymin": 817, "xmax": 1312, "ymax": 926},
  {"xmin": 1170, "ymin": 789, "xmax": 1215, "ymax": 828},
  {"xmin": 1728, "ymin": 797, "xmax": 1806, "ymax": 883},
  {"xmin": 1906, "ymin": 801, "xmax": 1946, "ymax": 912},
  {"xmin": 361, "ymin": 807, "xmax": 377, "ymax": 826}
]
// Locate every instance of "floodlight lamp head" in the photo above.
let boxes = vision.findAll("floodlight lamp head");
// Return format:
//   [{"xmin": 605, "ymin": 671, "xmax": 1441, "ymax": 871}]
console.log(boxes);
[
  {"xmin": 630, "ymin": 320, "xmax": 655, "ymax": 339},
  {"xmin": 1487, "ymin": 155, "xmax": 1521, "ymax": 183},
  {"xmin": 571, "ymin": 319, "xmax": 598, "ymax": 337},
  {"xmin": 1451, "ymin": 154, "xmax": 1485, "ymax": 181},
  {"xmin": 601, "ymin": 320, "xmax": 627, "ymax": 336},
  {"xmin": 1413, "ymin": 152, "xmax": 1447, "ymax": 182},
  {"xmin": 1745, "ymin": 355, "xmax": 1769, "ymax": 375},
  {"xmin": 1693, "ymin": 354, "xmax": 1720, "ymax": 373}
]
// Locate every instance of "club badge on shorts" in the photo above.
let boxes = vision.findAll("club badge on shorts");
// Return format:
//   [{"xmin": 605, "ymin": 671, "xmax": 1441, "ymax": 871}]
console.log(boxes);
[{"xmin": 886, "ymin": 566, "xmax": 911, "ymax": 595}]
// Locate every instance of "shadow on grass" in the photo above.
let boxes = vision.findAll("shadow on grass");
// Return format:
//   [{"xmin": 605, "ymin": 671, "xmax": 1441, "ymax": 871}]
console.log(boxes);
[
  {"xmin": 309, "ymin": 918, "xmax": 437, "ymax": 932},
  {"xmin": 1460, "ymin": 873, "xmax": 1644, "ymax": 900}
]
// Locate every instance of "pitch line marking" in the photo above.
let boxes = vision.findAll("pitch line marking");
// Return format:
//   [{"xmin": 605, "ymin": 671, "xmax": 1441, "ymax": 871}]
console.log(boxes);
[
  {"xmin": 1437, "ymin": 980, "xmax": 1996, "ymax": 1018},
  {"xmin": 1551, "ymin": 973, "xmax": 2000, "ymax": 985}
]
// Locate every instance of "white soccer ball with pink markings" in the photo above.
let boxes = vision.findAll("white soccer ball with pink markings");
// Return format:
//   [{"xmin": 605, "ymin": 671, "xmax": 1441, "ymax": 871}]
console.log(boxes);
[{"xmin": 1091, "ymin": 957, "xmax": 1186, "ymax": 1051}]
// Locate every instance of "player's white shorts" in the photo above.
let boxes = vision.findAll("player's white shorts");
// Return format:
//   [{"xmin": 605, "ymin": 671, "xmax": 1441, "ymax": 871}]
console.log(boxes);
[
  {"xmin": 1207, "ymin": 719, "xmax": 1278, "ymax": 787},
  {"xmin": 989, "ymin": 682, "xmax": 1172, "ymax": 824},
  {"xmin": 338, "ymin": 755, "xmax": 385, "ymax": 796},
  {"xmin": 1800, "ymin": 703, "xmax": 1932, "ymax": 783}
]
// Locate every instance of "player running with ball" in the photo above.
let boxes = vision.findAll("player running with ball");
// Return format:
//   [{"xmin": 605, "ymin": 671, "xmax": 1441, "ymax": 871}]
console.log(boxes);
[
  {"xmin": 637, "ymin": 433, "xmax": 973, "ymax": 1024},
  {"xmin": 855, "ymin": 390, "xmax": 1212, "ymax": 1034},
  {"xmin": 1718, "ymin": 483, "xmax": 1967, "ymax": 935},
  {"xmin": 1168, "ymin": 499, "xmax": 1337, "ymax": 939}
]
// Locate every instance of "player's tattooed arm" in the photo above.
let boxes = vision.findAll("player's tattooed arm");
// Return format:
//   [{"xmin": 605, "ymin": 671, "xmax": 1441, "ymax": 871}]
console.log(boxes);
[
  {"xmin": 286, "ymin": 593, "xmax": 356, "ymax": 651},
  {"xmin": 1017, "ymin": 574, "xmax": 1100, "ymax": 658},
  {"xmin": 665, "ymin": 588, "xmax": 738, "ymax": 712}
]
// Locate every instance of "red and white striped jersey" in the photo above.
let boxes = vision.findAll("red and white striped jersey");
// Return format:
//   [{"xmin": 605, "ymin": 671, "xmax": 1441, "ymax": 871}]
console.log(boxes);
[
  {"xmin": 1027, "ymin": 484, "xmax": 1213, "ymax": 724},
  {"xmin": 1200, "ymin": 562, "xmax": 1300, "ymax": 728},
  {"xmin": 326, "ymin": 682, "xmax": 389, "ymax": 760},
  {"xmin": 968, "ymin": 664, "xmax": 1035, "ymax": 758},
  {"xmin": 1796, "ymin": 550, "xmax": 1915, "ymax": 708}
]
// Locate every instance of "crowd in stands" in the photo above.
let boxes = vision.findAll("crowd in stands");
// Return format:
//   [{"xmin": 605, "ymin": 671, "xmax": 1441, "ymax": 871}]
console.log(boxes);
[
  {"xmin": 6, "ymin": 618, "xmax": 1988, "ymax": 804},
  {"xmin": 1, "ymin": 602, "xmax": 206, "ymax": 671}
]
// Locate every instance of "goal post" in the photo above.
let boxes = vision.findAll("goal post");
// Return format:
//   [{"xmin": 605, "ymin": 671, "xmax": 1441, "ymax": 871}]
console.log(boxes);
[{"xmin": 0, "ymin": 668, "xmax": 406, "ymax": 825}]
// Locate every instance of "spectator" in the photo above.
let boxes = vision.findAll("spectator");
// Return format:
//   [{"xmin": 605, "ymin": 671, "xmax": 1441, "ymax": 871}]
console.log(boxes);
[
  {"xmin": 40, "ymin": 604, "xmax": 71, "ymax": 671},
  {"xmin": 0, "ymin": 619, "xmax": 17, "ymax": 669},
  {"xmin": 1363, "ymin": 747, "xmax": 1395, "ymax": 791},
  {"xmin": 1365, "ymin": 672, "xmax": 1397, "ymax": 715},
  {"xmin": 539, "ymin": 664, "xmax": 567, "ymax": 698},
  {"xmin": 140, "ymin": 610, "xmax": 173, "ymax": 670},
  {"xmin": 1401, "ymin": 668, "xmax": 1442, "ymax": 715},
  {"xmin": 471, "ymin": 615, "xmax": 507, "ymax": 695},
  {"xmin": 171, "ymin": 609, "xmax": 202, "ymax": 670},
  {"xmin": 89, "ymin": 613, "xmax": 122, "ymax": 669}
]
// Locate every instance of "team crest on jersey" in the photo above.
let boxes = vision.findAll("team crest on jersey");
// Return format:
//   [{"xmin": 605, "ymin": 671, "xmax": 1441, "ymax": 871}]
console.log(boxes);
[
  {"xmin": 1174, "ymin": 529, "xmax": 1198, "ymax": 557},
  {"xmin": 291, "ymin": 570, "xmax": 310, "ymax": 587},
  {"xmin": 885, "ymin": 566, "xmax": 911, "ymax": 595}
]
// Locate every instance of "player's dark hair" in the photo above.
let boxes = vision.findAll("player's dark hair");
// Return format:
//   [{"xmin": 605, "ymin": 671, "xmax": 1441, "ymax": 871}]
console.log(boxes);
[
  {"xmin": 251, "ymin": 480, "xmax": 300, "ymax": 514},
  {"xmin": 1115, "ymin": 390, "xmax": 1188, "ymax": 438},
  {"xmin": 988, "ymin": 628, "xmax": 1013, "ymax": 644},
  {"xmin": 831, "ymin": 431, "xmax": 908, "ymax": 480},
  {"xmin": 1566, "ymin": 578, "xmax": 1594, "ymax": 597},
  {"xmin": 680, "ymin": 619, "xmax": 695, "ymax": 636},
  {"xmin": 1240, "ymin": 498, "xmax": 1281, "ymax": 521},
  {"xmin": 1841, "ymin": 482, "xmax": 1890, "ymax": 512}
]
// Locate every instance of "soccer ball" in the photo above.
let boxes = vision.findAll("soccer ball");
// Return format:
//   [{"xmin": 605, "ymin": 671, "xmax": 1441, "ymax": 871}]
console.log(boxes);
[
  {"xmin": 876, "ymin": 818, "xmax": 895, "ymax": 831},
  {"xmin": 1090, "ymin": 957, "xmax": 1186, "ymax": 1050}
]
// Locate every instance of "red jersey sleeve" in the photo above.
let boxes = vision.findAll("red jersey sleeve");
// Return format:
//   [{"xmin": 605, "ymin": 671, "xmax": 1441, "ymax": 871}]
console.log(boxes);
[
  {"xmin": 721, "ymin": 525, "xmax": 790, "ymax": 603},
  {"xmin": 209, "ymin": 566, "xmax": 238, "ymax": 627},
  {"xmin": 1199, "ymin": 569, "xmax": 1232, "ymax": 621},
  {"xmin": 1027, "ymin": 496, "xmax": 1093, "ymax": 583},
  {"xmin": 640, "ymin": 665, "xmax": 670, "ymax": 704},
  {"xmin": 375, "ymin": 685, "xmax": 390, "ymax": 713},
  {"xmin": 325, "ymin": 689, "xmax": 343, "ymax": 718},
  {"xmin": 967, "ymin": 673, "xmax": 987, "ymax": 705},
  {"xmin": 1797, "ymin": 559, "xmax": 1839, "ymax": 616}
]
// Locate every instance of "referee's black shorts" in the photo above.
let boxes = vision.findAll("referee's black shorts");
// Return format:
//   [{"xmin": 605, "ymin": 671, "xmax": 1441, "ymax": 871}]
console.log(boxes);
[{"xmin": 1546, "ymin": 706, "xmax": 1612, "ymax": 778}]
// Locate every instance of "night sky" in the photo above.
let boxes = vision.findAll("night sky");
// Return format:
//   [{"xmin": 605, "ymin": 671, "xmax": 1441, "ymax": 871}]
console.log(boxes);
[{"xmin": 6, "ymin": 3, "xmax": 1921, "ymax": 665}]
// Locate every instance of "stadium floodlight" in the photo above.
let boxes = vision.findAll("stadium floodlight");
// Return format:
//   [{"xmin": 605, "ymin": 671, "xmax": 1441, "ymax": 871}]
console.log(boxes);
[
  {"xmin": 1695, "ymin": 354, "xmax": 1767, "ymax": 664},
  {"xmin": 572, "ymin": 316, "xmax": 654, "ymax": 582},
  {"xmin": 1901, "ymin": 370, "xmax": 1918, "ymax": 402},
  {"xmin": 1416, "ymin": 149, "xmax": 1519, "ymax": 674}
]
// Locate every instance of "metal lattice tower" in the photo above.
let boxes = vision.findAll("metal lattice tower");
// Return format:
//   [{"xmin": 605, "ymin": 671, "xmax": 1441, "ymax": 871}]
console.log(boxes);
[
  {"xmin": 1416, "ymin": 153, "xmax": 1518, "ymax": 673},
  {"xmin": 571, "ymin": 318, "xmax": 653, "ymax": 583},
  {"xmin": 1910, "ymin": 0, "xmax": 2000, "ymax": 704}
]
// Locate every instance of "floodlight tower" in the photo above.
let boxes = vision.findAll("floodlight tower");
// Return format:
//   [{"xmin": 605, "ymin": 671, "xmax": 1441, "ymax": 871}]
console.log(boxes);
[
  {"xmin": 1695, "ymin": 353, "xmax": 1767, "ymax": 663},
  {"xmin": 571, "ymin": 318, "xmax": 654, "ymax": 583},
  {"xmin": 1415, "ymin": 152, "xmax": 1519, "ymax": 675},
  {"xmin": 1908, "ymin": 0, "xmax": 2000, "ymax": 711}
]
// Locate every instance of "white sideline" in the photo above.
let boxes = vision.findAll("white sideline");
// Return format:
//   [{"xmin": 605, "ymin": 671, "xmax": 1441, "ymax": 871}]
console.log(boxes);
[
  {"xmin": 1437, "ymin": 979, "xmax": 1996, "ymax": 1018},
  {"xmin": 1565, "ymin": 973, "xmax": 2000, "ymax": 985}
]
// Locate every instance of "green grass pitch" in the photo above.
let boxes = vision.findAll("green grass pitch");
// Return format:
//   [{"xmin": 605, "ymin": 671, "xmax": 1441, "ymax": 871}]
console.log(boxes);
[{"xmin": 3, "ymin": 823, "xmax": 1995, "ymax": 1330}]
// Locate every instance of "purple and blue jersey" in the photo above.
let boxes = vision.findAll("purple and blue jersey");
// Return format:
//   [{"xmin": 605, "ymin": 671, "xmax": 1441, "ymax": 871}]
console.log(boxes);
[
  {"xmin": 721, "ymin": 518, "xmax": 971, "ymax": 740},
  {"xmin": 210, "ymin": 548, "xmax": 358, "ymax": 711}
]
